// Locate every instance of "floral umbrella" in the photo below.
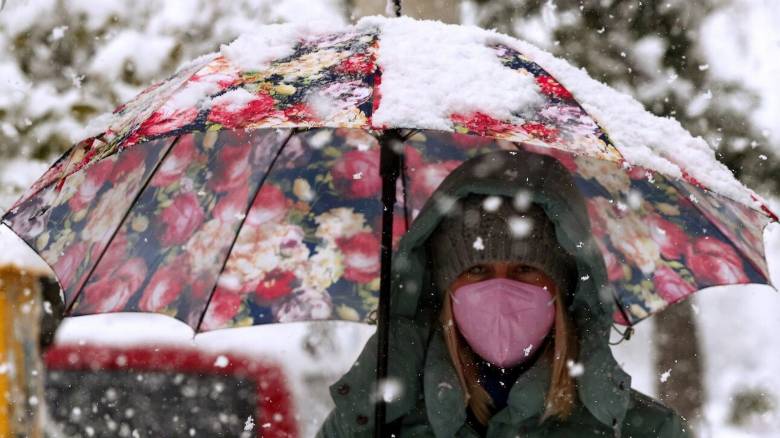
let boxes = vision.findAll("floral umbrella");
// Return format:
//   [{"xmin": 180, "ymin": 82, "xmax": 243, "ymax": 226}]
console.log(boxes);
[{"xmin": 2, "ymin": 16, "xmax": 777, "ymax": 432}]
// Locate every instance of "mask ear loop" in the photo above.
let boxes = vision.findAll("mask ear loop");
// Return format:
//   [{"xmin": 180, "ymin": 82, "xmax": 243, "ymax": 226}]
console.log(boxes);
[
  {"xmin": 609, "ymin": 296, "xmax": 635, "ymax": 345},
  {"xmin": 609, "ymin": 324, "xmax": 634, "ymax": 345}
]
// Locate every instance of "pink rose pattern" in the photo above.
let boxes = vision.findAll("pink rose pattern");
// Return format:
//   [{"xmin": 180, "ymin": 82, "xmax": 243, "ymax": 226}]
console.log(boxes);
[
  {"xmin": 70, "ymin": 129, "xmax": 287, "ymax": 326},
  {"xmin": 4, "ymin": 137, "xmax": 173, "ymax": 301},
  {"xmin": 11, "ymin": 29, "xmax": 380, "ymax": 208},
  {"xmin": 204, "ymin": 129, "xmax": 392, "ymax": 330},
  {"xmin": 544, "ymin": 145, "xmax": 768, "ymax": 324},
  {"xmin": 402, "ymin": 131, "xmax": 770, "ymax": 326},
  {"xmin": 2, "ymin": 127, "xmax": 771, "ymax": 330},
  {"xmin": 2, "ymin": 26, "xmax": 773, "ymax": 330}
]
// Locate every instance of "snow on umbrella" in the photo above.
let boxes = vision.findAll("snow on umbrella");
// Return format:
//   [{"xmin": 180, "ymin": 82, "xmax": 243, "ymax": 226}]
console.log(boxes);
[{"xmin": 3, "ymin": 18, "xmax": 776, "ymax": 336}]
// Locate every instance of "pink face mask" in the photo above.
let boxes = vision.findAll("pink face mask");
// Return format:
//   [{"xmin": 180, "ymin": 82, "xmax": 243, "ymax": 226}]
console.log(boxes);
[{"xmin": 452, "ymin": 278, "xmax": 555, "ymax": 368}]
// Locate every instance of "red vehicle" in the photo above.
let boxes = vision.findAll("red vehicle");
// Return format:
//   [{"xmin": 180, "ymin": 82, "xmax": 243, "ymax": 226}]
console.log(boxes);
[{"xmin": 43, "ymin": 345, "xmax": 298, "ymax": 437}]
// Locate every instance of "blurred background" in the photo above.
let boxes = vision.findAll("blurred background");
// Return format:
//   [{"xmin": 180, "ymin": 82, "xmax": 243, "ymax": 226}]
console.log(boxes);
[{"xmin": 0, "ymin": 0, "xmax": 778, "ymax": 436}]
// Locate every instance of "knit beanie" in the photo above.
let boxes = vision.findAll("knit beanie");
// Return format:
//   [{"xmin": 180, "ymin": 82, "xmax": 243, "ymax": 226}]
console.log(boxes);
[{"xmin": 428, "ymin": 195, "xmax": 576, "ymax": 296}]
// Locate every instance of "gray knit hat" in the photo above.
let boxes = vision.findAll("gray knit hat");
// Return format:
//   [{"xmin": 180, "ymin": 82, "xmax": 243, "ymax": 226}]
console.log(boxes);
[{"xmin": 428, "ymin": 194, "xmax": 576, "ymax": 295}]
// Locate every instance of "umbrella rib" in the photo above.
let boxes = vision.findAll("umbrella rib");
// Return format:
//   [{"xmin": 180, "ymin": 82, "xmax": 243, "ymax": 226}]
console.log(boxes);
[
  {"xmin": 65, "ymin": 135, "xmax": 181, "ymax": 314},
  {"xmin": 507, "ymin": 141, "xmax": 639, "ymax": 326},
  {"xmin": 398, "ymin": 130, "xmax": 416, "ymax": 231},
  {"xmin": 400, "ymin": 150, "xmax": 410, "ymax": 232},
  {"xmin": 678, "ymin": 185, "xmax": 772, "ymax": 283},
  {"xmin": 193, "ymin": 129, "xmax": 296, "ymax": 333}
]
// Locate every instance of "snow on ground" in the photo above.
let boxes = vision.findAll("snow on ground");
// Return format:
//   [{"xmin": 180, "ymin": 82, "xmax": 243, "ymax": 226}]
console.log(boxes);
[{"xmin": 53, "ymin": 314, "xmax": 374, "ymax": 437}]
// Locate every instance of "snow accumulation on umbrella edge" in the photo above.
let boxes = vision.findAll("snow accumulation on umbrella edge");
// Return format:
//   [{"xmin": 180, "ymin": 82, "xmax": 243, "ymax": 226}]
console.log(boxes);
[
  {"xmin": 360, "ymin": 17, "xmax": 545, "ymax": 131},
  {"xmin": 357, "ymin": 16, "xmax": 765, "ymax": 211},
  {"xmin": 78, "ymin": 16, "xmax": 769, "ymax": 213}
]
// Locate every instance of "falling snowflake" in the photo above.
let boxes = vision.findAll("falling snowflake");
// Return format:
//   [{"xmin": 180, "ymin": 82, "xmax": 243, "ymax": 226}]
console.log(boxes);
[
  {"xmin": 214, "ymin": 355, "xmax": 229, "ymax": 368},
  {"xmin": 508, "ymin": 216, "xmax": 533, "ymax": 238},
  {"xmin": 50, "ymin": 25, "xmax": 69, "ymax": 41},
  {"xmin": 244, "ymin": 416, "xmax": 255, "ymax": 431},
  {"xmin": 523, "ymin": 344, "xmax": 534, "ymax": 357},
  {"xmin": 482, "ymin": 196, "xmax": 502, "ymax": 212},
  {"xmin": 513, "ymin": 190, "xmax": 532, "ymax": 211},
  {"xmin": 375, "ymin": 377, "xmax": 404, "ymax": 403},
  {"xmin": 566, "ymin": 360, "xmax": 585, "ymax": 377},
  {"xmin": 660, "ymin": 368, "xmax": 672, "ymax": 383},
  {"xmin": 352, "ymin": 171, "xmax": 363, "ymax": 180},
  {"xmin": 627, "ymin": 190, "xmax": 642, "ymax": 210},
  {"xmin": 473, "ymin": 236, "xmax": 485, "ymax": 251}
]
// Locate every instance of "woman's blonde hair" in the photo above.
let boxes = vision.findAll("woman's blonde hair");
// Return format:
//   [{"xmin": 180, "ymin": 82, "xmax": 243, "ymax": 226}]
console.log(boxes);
[{"xmin": 440, "ymin": 282, "xmax": 578, "ymax": 425}]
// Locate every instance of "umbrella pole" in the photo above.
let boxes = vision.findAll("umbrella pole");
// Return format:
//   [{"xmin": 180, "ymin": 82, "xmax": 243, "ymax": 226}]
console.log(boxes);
[{"xmin": 375, "ymin": 131, "xmax": 401, "ymax": 437}]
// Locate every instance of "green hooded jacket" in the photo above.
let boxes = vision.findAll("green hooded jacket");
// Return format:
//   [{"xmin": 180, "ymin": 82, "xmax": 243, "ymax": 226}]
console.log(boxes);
[{"xmin": 318, "ymin": 151, "xmax": 691, "ymax": 438}]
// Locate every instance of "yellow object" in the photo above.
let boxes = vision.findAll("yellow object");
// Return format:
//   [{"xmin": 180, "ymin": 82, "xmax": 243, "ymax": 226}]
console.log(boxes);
[{"xmin": 0, "ymin": 266, "xmax": 44, "ymax": 438}]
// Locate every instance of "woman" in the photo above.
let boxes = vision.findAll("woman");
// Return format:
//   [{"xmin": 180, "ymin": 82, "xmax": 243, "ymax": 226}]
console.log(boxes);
[{"xmin": 318, "ymin": 150, "xmax": 690, "ymax": 437}]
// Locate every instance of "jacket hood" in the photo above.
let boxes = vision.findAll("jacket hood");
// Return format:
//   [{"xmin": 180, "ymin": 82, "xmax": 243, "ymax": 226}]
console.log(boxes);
[{"xmin": 329, "ymin": 150, "xmax": 631, "ymax": 435}]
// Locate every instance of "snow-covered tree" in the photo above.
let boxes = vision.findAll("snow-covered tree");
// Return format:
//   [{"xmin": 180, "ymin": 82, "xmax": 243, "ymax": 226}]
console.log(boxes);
[
  {"xmin": 466, "ymin": 0, "xmax": 779, "ymax": 196},
  {"xmin": 0, "ymin": 0, "xmax": 346, "ymax": 161}
]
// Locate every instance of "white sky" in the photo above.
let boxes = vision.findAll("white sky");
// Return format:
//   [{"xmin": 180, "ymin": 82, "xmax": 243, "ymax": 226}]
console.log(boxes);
[{"xmin": 702, "ymin": 0, "xmax": 780, "ymax": 146}]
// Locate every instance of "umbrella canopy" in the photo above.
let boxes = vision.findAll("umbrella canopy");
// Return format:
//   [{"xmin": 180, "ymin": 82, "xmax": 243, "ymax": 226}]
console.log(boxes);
[{"xmin": 2, "ymin": 16, "xmax": 776, "ymax": 332}]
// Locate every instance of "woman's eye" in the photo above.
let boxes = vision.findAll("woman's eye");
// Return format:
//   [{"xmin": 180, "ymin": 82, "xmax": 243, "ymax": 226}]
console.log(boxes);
[
  {"xmin": 467, "ymin": 265, "xmax": 487, "ymax": 275},
  {"xmin": 514, "ymin": 265, "xmax": 537, "ymax": 275}
]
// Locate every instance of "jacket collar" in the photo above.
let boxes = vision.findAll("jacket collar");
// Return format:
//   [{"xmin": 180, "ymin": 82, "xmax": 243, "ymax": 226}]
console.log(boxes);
[
  {"xmin": 422, "ymin": 324, "xmax": 629, "ymax": 437},
  {"xmin": 423, "ymin": 328, "xmax": 552, "ymax": 438}
]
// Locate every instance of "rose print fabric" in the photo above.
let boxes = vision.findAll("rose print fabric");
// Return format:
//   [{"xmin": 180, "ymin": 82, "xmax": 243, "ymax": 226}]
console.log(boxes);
[
  {"xmin": 4, "ymin": 128, "xmax": 771, "ymax": 329},
  {"xmin": 68, "ymin": 129, "xmax": 290, "ymax": 327},
  {"xmin": 202, "ymin": 129, "xmax": 405, "ymax": 330},
  {"xmin": 4, "ymin": 137, "xmax": 175, "ymax": 301},
  {"xmin": 3, "ymin": 25, "xmax": 775, "ymax": 330},
  {"xmin": 9, "ymin": 28, "xmax": 380, "ymax": 211},
  {"xmin": 11, "ymin": 27, "xmax": 633, "ymax": 214},
  {"xmin": 401, "ymin": 131, "xmax": 772, "ymax": 325}
]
